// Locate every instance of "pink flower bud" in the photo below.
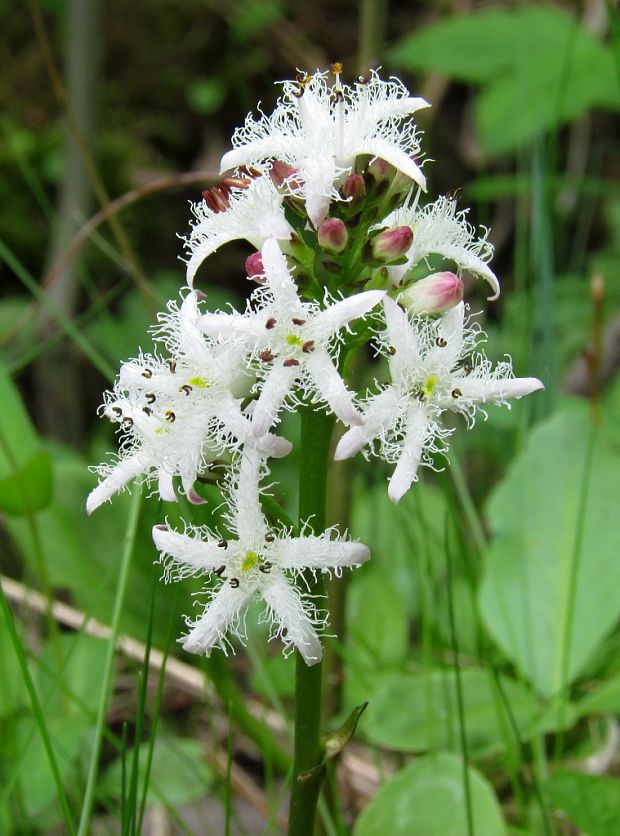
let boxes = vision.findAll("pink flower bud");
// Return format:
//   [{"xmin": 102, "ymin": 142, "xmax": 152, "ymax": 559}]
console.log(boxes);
[
  {"xmin": 317, "ymin": 218, "xmax": 348, "ymax": 254},
  {"xmin": 367, "ymin": 157, "xmax": 394, "ymax": 185},
  {"xmin": 341, "ymin": 174, "xmax": 366, "ymax": 203},
  {"xmin": 398, "ymin": 271, "xmax": 464, "ymax": 315},
  {"xmin": 245, "ymin": 251, "xmax": 265, "ymax": 279},
  {"xmin": 270, "ymin": 161, "xmax": 300, "ymax": 189},
  {"xmin": 369, "ymin": 226, "xmax": 413, "ymax": 264}
]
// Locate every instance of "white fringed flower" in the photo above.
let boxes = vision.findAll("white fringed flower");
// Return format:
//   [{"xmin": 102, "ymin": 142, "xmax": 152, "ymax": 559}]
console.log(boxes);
[
  {"xmin": 184, "ymin": 176, "xmax": 292, "ymax": 285},
  {"xmin": 153, "ymin": 448, "xmax": 370, "ymax": 664},
  {"xmin": 335, "ymin": 298, "xmax": 543, "ymax": 503},
  {"xmin": 383, "ymin": 194, "xmax": 501, "ymax": 300},
  {"xmin": 86, "ymin": 292, "xmax": 291, "ymax": 515},
  {"xmin": 201, "ymin": 237, "xmax": 386, "ymax": 436},
  {"xmin": 220, "ymin": 69, "xmax": 430, "ymax": 227}
]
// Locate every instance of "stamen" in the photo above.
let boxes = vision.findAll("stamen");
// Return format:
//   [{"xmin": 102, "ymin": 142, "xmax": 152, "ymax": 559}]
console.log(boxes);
[
  {"xmin": 283, "ymin": 358, "xmax": 300, "ymax": 367},
  {"xmin": 145, "ymin": 393, "xmax": 156, "ymax": 404},
  {"xmin": 217, "ymin": 539, "xmax": 228, "ymax": 549},
  {"xmin": 387, "ymin": 345, "xmax": 397, "ymax": 355},
  {"xmin": 292, "ymin": 317, "xmax": 306, "ymax": 325},
  {"xmin": 229, "ymin": 577, "xmax": 240, "ymax": 588},
  {"xmin": 265, "ymin": 317, "xmax": 277, "ymax": 329},
  {"xmin": 122, "ymin": 416, "xmax": 134, "ymax": 429},
  {"xmin": 168, "ymin": 360, "xmax": 177, "ymax": 374},
  {"xmin": 265, "ymin": 532, "xmax": 275, "ymax": 542},
  {"xmin": 112, "ymin": 406, "xmax": 123, "ymax": 417},
  {"xmin": 179, "ymin": 384, "xmax": 192, "ymax": 396},
  {"xmin": 259, "ymin": 562, "xmax": 272, "ymax": 574},
  {"xmin": 214, "ymin": 565, "xmax": 225, "ymax": 576},
  {"xmin": 436, "ymin": 337, "xmax": 447, "ymax": 348},
  {"xmin": 165, "ymin": 410, "xmax": 176, "ymax": 423},
  {"xmin": 451, "ymin": 388, "xmax": 462, "ymax": 399},
  {"xmin": 302, "ymin": 340, "xmax": 315, "ymax": 353},
  {"xmin": 259, "ymin": 350, "xmax": 275, "ymax": 362},
  {"xmin": 142, "ymin": 406, "xmax": 152, "ymax": 415},
  {"xmin": 142, "ymin": 368, "xmax": 153, "ymax": 379}
]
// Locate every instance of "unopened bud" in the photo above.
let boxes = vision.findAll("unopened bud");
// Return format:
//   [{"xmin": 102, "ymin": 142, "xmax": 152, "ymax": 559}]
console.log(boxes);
[
  {"xmin": 367, "ymin": 157, "xmax": 394, "ymax": 186},
  {"xmin": 368, "ymin": 226, "xmax": 413, "ymax": 264},
  {"xmin": 245, "ymin": 251, "xmax": 265, "ymax": 279},
  {"xmin": 317, "ymin": 218, "xmax": 348, "ymax": 254},
  {"xmin": 398, "ymin": 271, "xmax": 464, "ymax": 315},
  {"xmin": 341, "ymin": 174, "xmax": 366, "ymax": 203},
  {"xmin": 270, "ymin": 161, "xmax": 299, "ymax": 188}
]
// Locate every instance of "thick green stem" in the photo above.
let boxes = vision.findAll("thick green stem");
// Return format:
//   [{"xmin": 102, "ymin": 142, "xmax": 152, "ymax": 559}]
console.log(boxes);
[{"xmin": 288, "ymin": 408, "xmax": 335, "ymax": 836}]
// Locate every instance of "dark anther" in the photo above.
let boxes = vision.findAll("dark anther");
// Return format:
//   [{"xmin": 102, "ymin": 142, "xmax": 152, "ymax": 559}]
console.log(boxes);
[
  {"xmin": 179, "ymin": 384, "xmax": 192, "ymax": 396},
  {"xmin": 145, "ymin": 392, "xmax": 156, "ymax": 404},
  {"xmin": 302, "ymin": 340, "xmax": 315, "ymax": 353},
  {"xmin": 112, "ymin": 406, "xmax": 123, "ymax": 417},
  {"xmin": 230, "ymin": 577, "xmax": 240, "ymax": 588},
  {"xmin": 415, "ymin": 390, "xmax": 425, "ymax": 402},
  {"xmin": 141, "ymin": 368, "xmax": 153, "ymax": 379},
  {"xmin": 292, "ymin": 86, "xmax": 304, "ymax": 98},
  {"xmin": 463, "ymin": 362, "xmax": 472, "ymax": 375},
  {"xmin": 330, "ymin": 90, "xmax": 344, "ymax": 105},
  {"xmin": 142, "ymin": 406, "xmax": 152, "ymax": 415},
  {"xmin": 436, "ymin": 337, "xmax": 447, "ymax": 348},
  {"xmin": 387, "ymin": 345, "xmax": 397, "ymax": 355},
  {"xmin": 259, "ymin": 350, "xmax": 274, "ymax": 362},
  {"xmin": 165, "ymin": 410, "xmax": 176, "ymax": 423},
  {"xmin": 292, "ymin": 317, "xmax": 306, "ymax": 325},
  {"xmin": 265, "ymin": 317, "xmax": 277, "ymax": 329},
  {"xmin": 265, "ymin": 532, "xmax": 275, "ymax": 542},
  {"xmin": 296, "ymin": 71, "xmax": 307, "ymax": 83},
  {"xmin": 451, "ymin": 388, "xmax": 462, "ymax": 399},
  {"xmin": 168, "ymin": 360, "xmax": 177, "ymax": 373},
  {"xmin": 122, "ymin": 417, "xmax": 134, "ymax": 429},
  {"xmin": 214, "ymin": 565, "xmax": 226, "ymax": 576},
  {"xmin": 259, "ymin": 562, "xmax": 272, "ymax": 574},
  {"xmin": 217, "ymin": 539, "xmax": 228, "ymax": 549},
  {"xmin": 283, "ymin": 358, "xmax": 300, "ymax": 367}
]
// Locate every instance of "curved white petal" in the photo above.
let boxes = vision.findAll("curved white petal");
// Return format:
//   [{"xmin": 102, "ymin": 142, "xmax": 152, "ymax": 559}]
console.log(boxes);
[
  {"xmin": 452, "ymin": 376, "xmax": 544, "ymax": 405},
  {"xmin": 425, "ymin": 303, "xmax": 465, "ymax": 372},
  {"xmin": 387, "ymin": 406, "xmax": 430, "ymax": 503},
  {"xmin": 314, "ymin": 289, "xmax": 385, "ymax": 335},
  {"xmin": 261, "ymin": 237, "xmax": 299, "ymax": 310},
  {"xmin": 152, "ymin": 525, "xmax": 226, "ymax": 572},
  {"xmin": 261, "ymin": 576, "xmax": 323, "ymax": 665},
  {"xmin": 157, "ymin": 467, "xmax": 177, "ymax": 502},
  {"xmin": 86, "ymin": 452, "xmax": 149, "ymax": 515},
  {"xmin": 251, "ymin": 364, "xmax": 298, "ymax": 437},
  {"xmin": 182, "ymin": 584, "xmax": 254, "ymax": 656},
  {"xmin": 276, "ymin": 536, "xmax": 370, "ymax": 570},
  {"xmin": 305, "ymin": 352, "xmax": 362, "ymax": 427},
  {"xmin": 334, "ymin": 388, "xmax": 399, "ymax": 460},
  {"xmin": 362, "ymin": 138, "xmax": 427, "ymax": 191},
  {"xmin": 232, "ymin": 448, "xmax": 268, "ymax": 544}
]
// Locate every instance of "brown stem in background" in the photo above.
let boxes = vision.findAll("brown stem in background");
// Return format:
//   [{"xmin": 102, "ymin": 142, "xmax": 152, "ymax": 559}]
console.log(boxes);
[
  {"xmin": 357, "ymin": 0, "xmax": 387, "ymax": 74},
  {"xmin": 33, "ymin": 0, "xmax": 103, "ymax": 440}
]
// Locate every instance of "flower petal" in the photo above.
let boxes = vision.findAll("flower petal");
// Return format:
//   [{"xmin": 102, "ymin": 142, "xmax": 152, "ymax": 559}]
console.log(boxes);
[
  {"xmin": 388, "ymin": 405, "xmax": 431, "ymax": 503},
  {"xmin": 86, "ymin": 452, "xmax": 149, "ymax": 515},
  {"xmin": 334, "ymin": 388, "xmax": 400, "ymax": 460},
  {"xmin": 450, "ymin": 376, "xmax": 544, "ymax": 405},
  {"xmin": 251, "ymin": 364, "xmax": 298, "ymax": 437},
  {"xmin": 276, "ymin": 536, "xmax": 370, "ymax": 571},
  {"xmin": 261, "ymin": 575, "xmax": 323, "ymax": 665},
  {"xmin": 314, "ymin": 289, "xmax": 385, "ymax": 335},
  {"xmin": 305, "ymin": 352, "xmax": 362, "ymax": 427},
  {"xmin": 361, "ymin": 138, "xmax": 427, "ymax": 191},
  {"xmin": 182, "ymin": 583, "xmax": 254, "ymax": 656},
  {"xmin": 152, "ymin": 525, "xmax": 225, "ymax": 573}
]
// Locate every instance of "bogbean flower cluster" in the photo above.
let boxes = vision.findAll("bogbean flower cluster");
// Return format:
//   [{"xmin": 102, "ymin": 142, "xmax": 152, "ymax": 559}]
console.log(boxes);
[{"xmin": 87, "ymin": 66, "xmax": 543, "ymax": 665}]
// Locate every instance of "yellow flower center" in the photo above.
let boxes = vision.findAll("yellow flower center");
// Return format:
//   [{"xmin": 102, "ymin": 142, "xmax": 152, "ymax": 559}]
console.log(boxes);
[
  {"xmin": 188, "ymin": 376, "xmax": 208, "ymax": 388},
  {"xmin": 286, "ymin": 334, "xmax": 304, "ymax": 348},
  {"xmin": 421, "ymin": 375, "xmax": 437, "ymax": 399},
  {"xmin": 241, "ymin": 550, "xmax": 259, "ymax": 572}
]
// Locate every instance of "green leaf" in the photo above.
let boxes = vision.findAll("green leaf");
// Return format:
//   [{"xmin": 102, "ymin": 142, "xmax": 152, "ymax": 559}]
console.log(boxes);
[
  {"xmin": 577, "ymin": 672, "xmax": 620, "ymax": 717},
  {"xmin": 479, "ymin": 404, "xmax": 620, "ymax": 698},
  {"xmin": 362, "ymin": 668, "xmax": 573, "ymax": 757},
  {"xmin": 0, "ymin": 364, "xmax": 53, "ymax": 514},
  {"xmin": 186, "ymin": 77, "xmax": 227, "ymax": 115},
  {"xmin": 99, "ymin": 735, "xmax": 213, "ymax": 808},
  {"xmin": 389, "ymin": 7, "xmax": 620, "ymax": 154},
  {"xmin": 545, "ymin": 770, "xmax": 620, "ymax": 836},
  {"xmin": 354, "ymin": 752, "xmax": 507, "ymax": 836}
]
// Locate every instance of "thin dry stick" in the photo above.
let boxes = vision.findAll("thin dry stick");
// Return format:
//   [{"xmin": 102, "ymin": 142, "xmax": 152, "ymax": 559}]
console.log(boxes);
[{"xmin": 0, "ymin": 170, "xmax": 218, "ymax": 350}]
